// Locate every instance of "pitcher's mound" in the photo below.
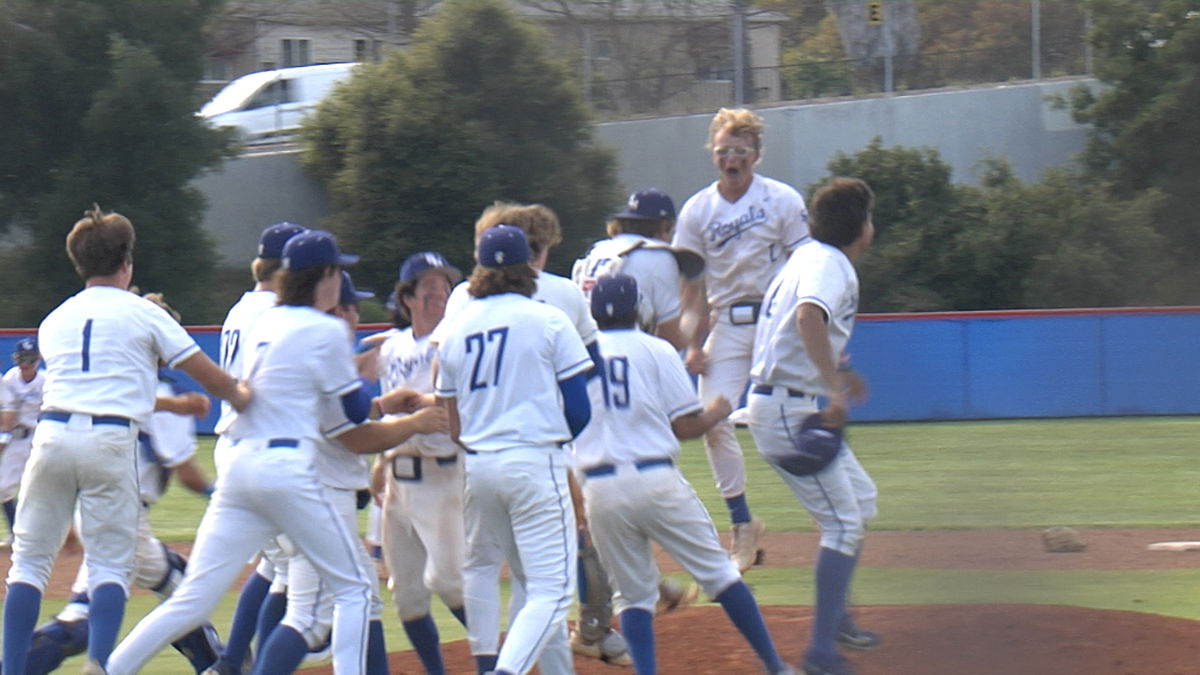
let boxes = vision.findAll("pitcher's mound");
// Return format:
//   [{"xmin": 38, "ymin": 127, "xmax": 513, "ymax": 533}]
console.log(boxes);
[{"xmin": 303, "ymin": 603, "xmax": 1200, "ymax": 674}]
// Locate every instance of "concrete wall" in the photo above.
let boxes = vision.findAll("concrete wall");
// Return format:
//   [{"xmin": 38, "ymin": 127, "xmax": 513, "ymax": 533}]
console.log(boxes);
[{"xmin": 195, "ymin": 78, "xmax": 1096, "ymax": 266}]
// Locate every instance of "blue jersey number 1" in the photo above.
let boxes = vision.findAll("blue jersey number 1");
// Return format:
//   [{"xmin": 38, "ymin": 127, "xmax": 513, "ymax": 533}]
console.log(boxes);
[{"xmin": 81, "ymin": 318, "xmax": 94, "ymax": 372}]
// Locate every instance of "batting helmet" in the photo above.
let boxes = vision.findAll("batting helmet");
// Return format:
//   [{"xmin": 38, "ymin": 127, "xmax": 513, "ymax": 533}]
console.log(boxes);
[
  {"xmin": 761, "ymin": 413, "xmax": 843, "ymax": 476},
  {"xmin": 590, "ymin": 273, "xmax": 638, "ymax": 324}
]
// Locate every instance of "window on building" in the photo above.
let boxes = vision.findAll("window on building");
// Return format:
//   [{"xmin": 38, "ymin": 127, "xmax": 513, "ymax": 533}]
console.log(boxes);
[
  {"xmin": 281, "ymin": 39, "xmax": 312, "ymax": 68},
  {"xmin": 354, "ymin": 38, "xmax": 383, "ymax": 62},
  {"xmin": 202, "ymin": 57, "xmax": 230, "ymax": 82},
  {"xmin": 594, "ymin": 38, "xmax": 614, "ymax": 61}
]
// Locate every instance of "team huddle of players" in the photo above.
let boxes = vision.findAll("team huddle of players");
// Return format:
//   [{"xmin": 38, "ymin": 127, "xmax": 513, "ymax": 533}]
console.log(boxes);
[{"xmin": 0, "ymin": 107, "xmax": 879, "ymax": 675}]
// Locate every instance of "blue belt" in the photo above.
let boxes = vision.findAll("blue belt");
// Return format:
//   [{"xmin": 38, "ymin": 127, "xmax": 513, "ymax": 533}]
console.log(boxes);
[
  {"xmin": 751, "ymin": 384, "xmax": 813, "ymax": 399},
  {"xmin": 582, "ymin": 457, "xmax": 673, "ymax": 478},
  {"xmin": 267, "ymin": 438, "xmax": 299, "ymax": 448},
  {"xmin": 40, "ymin": 411, "xmax": 131, "ymax": 427}
]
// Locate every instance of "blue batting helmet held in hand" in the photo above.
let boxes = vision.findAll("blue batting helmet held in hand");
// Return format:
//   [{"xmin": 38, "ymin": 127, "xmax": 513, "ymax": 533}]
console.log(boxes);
[{"xmin": 763, "ymin": 413, "xmax": 843, "ymax": 476}]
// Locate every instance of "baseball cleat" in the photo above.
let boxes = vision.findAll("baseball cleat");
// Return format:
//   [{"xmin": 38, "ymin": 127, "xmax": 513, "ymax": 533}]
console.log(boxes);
[
  {"xmin": 836, "ymin": 627, "xmax": 882, "ymax": 651},
  {"xmin": 730, "ymin": 517, "xmax": 766, "ymax": 573},
  {"xmin": 655, "ymin": 578, "xmax": 700, "ymax": 615},
  {"xmin": 570, "ymin": 627, "xmax": 633, "ymax": 667}
]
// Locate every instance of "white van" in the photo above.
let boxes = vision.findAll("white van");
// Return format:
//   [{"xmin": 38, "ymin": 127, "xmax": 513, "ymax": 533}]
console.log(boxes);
[{"xmin": 199, "ymin": 62, "xmax": 358, "ymax": 143}]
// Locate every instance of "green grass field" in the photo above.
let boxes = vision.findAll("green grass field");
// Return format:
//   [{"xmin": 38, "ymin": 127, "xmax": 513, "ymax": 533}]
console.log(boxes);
[{"xmin": 62, "ymin": 416, "xmax": 1200, "ymax": 670}]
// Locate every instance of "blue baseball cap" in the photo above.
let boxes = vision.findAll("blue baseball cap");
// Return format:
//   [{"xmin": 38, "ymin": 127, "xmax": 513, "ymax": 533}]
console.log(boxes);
[
  {"xmin": 477, "ymin": 225, "xmax": 531, "ymax": 268},
  {"xmin": 339, "ymin": 270, "xmax": 374, "ymax": 306},
  {"xmin": 591, "ymin": 273, "xmax": 639, "ymax": 323},
  {"xmin": 13, "ymin": 338, "xmax": 38, "ymax": 356},
  {"xmin": 612, "ymin": 188, "xmax": 676, "ymax": 221},
  {"xmin": 282, "ymin": 230, "xmax": 359, "ymax": 271},
  {"xmin": 258, "ymin": 222, "xmax": 307, "ymax": 259},
  {"xmin": 399, "ymin": 251, "xmax": 463, "ymax": 285}
]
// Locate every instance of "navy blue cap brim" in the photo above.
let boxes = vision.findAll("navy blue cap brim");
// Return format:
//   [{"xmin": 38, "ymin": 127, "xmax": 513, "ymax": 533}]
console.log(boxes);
[
  {"xmin": 337, "ymin": 253, "xmax": 360, "ymax": 266},
  {"xmin": 354, "ymin": 289, "xmax": 374, "ymax": 300},
  {"xmin": 610, "ymin": 210, "xmax": 661, "ymax": 221}
]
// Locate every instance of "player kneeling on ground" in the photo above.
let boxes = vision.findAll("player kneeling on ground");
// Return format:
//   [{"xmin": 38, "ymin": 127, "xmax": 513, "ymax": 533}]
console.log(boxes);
[
  {"xmin": 573, "ymin": 273, "xmax": 794, "ymax": 675},
  {"xmin": 748, "ymin": 177, "xmax": 880, "ymax": 675}
]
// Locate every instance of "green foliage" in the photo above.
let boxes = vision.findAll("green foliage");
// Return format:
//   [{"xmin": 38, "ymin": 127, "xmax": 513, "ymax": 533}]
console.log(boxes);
[
  {"xmin": 0, "ymin": 0, "xmax": 228, "ymax": 326},
  {"xmin": 817, "ymin": 139, "xmax": 1169, "ymax": 311},
  {"xmin": 1070, "ymin": 0, "xmax": 1200, "ymax": 301},
  {"xmin": 302, "ymin": 0, "xmax": 619, "ymax": 294}
]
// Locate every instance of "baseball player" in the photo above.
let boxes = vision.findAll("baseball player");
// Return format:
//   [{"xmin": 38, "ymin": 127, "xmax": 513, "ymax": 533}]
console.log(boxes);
[
  {"xmin": 207, "ymin": 221, "xmax": 306, "ymax": 675},
  {"xmin": 673, "ymin": 107, "xmax": 811, "ymax": 572},
  {"xmin": 251, "ymin": 270, "xmax": 393, "ymax": 674},
  {"xmin": 572, "ymin": 187, "xmax": 705, "ymax": 350},
  {"xmin": 12, "ymin": 293, "xmax": 224, "ymax": 675},
  {"xmin": 0, "ymin": 337, "xmax": 45, "ymax": 550},
  {"xmin": 435, "ymin": 224, "xmax": 591, "ymax": 675},
  {"xmin": 108, "ymin": 230, "xmax": 446, "ymax": 674},
  {"xmin": 372, "ymin": 251, "xmax": 469, "ymax": 675},
  {"xmin": 435, "ymin": 202, "xmax": 611, "ymax": 671},
  {"xmin": 575, "ymin": 274, "xmax": 794, "ymax": 675},
  {"xmin": 2, "ymin": 205, "xmax": 250, "ymax": 675},
  {"xmin": 748, "ymin": 178, "xmax": 879, "ymax": 675}
]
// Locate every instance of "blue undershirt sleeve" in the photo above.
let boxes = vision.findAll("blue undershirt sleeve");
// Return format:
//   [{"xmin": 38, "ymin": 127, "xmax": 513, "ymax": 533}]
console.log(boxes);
[
  {"xmin": 586, "ymin": 340, "xmax": 604, "ymax": 380},
  {"xmin": 558, "ymin": 372, "xmax": 591, "ymax": 439},
  {"xmin": 340, "ymin": 380, "xmax": 372, "ymax": 424}
]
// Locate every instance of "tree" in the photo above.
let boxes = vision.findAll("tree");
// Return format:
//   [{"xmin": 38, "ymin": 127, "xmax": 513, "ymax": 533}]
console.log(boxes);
[
  {"xmin": 1068, "ymin": 0, "xmax": 1200, "ymax": 300},
  {"xmin": 0, "ymin": 0, "xmax": 228, "ymax": 325},
  {"xmin": 302, "ymin": 0, "xmax": 618, "ymax": 295}
]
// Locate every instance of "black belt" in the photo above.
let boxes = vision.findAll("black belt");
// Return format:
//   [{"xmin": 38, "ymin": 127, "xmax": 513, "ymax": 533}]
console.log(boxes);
[
  {"xmin": 40, "ymin": 411, "xmax": 131, "ymax": 427},
  {"xmin": 267, "ymin": 438, "xmax": 299, "ymax": 448},
  {"xmin": 751, "ymin": 384, "xmax": 814, "ymax": 399},
  {"xmin": 11, "ymin": 425, "xmax": 31, "ymax": 440},
  {"xmin": 582, "ymin": 457, "xmax": 673, "ymax": 478},
  {"xmin": 392, "ymin": 454, "xmax": 459, "ymax": 482}
]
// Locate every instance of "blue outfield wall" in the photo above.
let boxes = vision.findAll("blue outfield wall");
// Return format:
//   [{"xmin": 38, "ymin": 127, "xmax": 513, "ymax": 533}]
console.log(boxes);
[{"xmin": 2, "ymin": 306, "xmax": 1198, "ymax": 432}]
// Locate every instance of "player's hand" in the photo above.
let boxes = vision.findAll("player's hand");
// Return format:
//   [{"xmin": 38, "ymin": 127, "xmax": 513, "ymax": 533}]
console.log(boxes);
[
  {"xmin": 378, "ymin": 388, "xmax": 427, "ymax": 415},
  {"xmin": 370, "ymin": 457, "xmax": 387, "ymax": 506},
  {"xmin": 684, "ymin": 346, "xmax": 708, "ymax": 375},
  {"xmin": 409, "ymin": 406, "xmax": 449, "ymax": 435},
  {"xmin": 230, "ymin": 383, "xmax": 252, "ymax": 412},
  {"xmin": 706, "ymin": 395, "xmax": 733, "ymax": 420},
  {"xmin": 181, "ymin": 392, "xmax": 212, "ymax": 418},
  {"xmin": 820, "ymin": 398, "xmax": 848, "ymax": 429},
  {"xmin": 843, "ymin": 370, "xmax": 869, "ymax": 404}
]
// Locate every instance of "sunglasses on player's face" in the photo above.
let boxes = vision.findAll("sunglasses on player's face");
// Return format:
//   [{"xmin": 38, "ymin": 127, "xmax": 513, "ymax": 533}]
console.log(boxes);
[{"xmin": 714, "ymin": 145, "xmax": 756, "ymax": 158}]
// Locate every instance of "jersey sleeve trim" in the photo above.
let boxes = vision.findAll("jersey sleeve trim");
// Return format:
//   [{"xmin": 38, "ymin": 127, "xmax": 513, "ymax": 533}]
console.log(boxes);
[
  {"xmin": 323, "ymin": 419, "xmax": 359, "ymax": 438},
  {"xmin": 556, "ymin": 357, "xmax": 592, "ymax": 381},
  {"xmin": 326, "ymin": 378, "xmax": 362, "ymax": 397},
  {"xmin": 785, "ymin": 234, "xmax": 812, "ymax": 250},
  {"xmin": 165, "ymin": 343, "xmax": 202, "ymax": 368},
  {"xmin": 667, "ymin": 401, "xmax": 704, "ymax": 421},
  {"xmin": 798, "ymin": 296, "xmax": 832, "ymax": 321}
]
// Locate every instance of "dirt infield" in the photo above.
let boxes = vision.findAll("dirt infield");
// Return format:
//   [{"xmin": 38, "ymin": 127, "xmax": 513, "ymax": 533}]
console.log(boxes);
[
  {"xmin": 6, "ymin": 527, "xmax": 1199, "ymax": 673},
  {"xmin": 300, "ymin": 527, "xmax": 1200, "ymax": 675}
]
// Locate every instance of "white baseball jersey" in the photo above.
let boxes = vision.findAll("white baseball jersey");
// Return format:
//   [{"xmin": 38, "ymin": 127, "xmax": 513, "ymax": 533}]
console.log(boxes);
[
  {"xmin": 38, "ymin": 286, "xmax": 200, "ymax": 425},
  {"xmin": 215, "ymin": 290, "xmax": 277, "ymax": 433},
  {"xmin": 2, "ymin": 367, "xmax": 44, "ymax": 430},
  {"xmin": 573, "ymin": 329, "xmax": 700, "ymax": 469},
  {"xmin": 137, "ymin": 379, "xmax": 199, "ymax": 506},
  {"xmin": 751, "ymin": 240, "xmax": 859, "ymax": 395},
  {"xmin": 673, "ymin": 174, "xmax": 810, "ymax": 308},
  {"xmin": 435, "ymin": 293, "xmax": 591, "ymax": 451},
  {"xmin": 571, "ymin": 234, "xmax": 683, "ymax": 332},
  {"xmin": 226, "ymin": 305, "xmax": 361, "ymax": 444},
  {"xmin": 436, "ymin": 270, "xmax": 598, "ymax": 347},
  {"xmin": 378, "ymin": 328, "xmax": 457, "ymax": 459}
]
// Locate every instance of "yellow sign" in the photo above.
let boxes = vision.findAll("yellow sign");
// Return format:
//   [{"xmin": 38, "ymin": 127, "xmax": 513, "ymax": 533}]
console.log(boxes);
[{"xmin": 868, "ymin": 1, "xmax": 884, "ymax": 25}]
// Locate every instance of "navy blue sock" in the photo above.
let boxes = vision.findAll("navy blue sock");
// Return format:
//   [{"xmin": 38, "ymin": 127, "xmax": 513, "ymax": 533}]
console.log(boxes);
[
  {"xmin": 809, "ymin": 547, "xmax": 858, "ymax": 664},
  {"xmin": 619, "ymin": 608, "xmax": 656, "ymax": 675},
  {"xmin": 449, "ymin": 605, "xmax": 468, "ymax": 627},
  {"xmin": 2, "ymin": 499, "xmax": 16, "ymax": 533},
  {"xmin": 250, "ymin": 624, "xmax": 307, "ymax": 675},
  {"xmin": 474, "ymin": 653, "xmax": 497, "ymax": 674},
  {"xmin": 367, "ymin": 619, "xmax": 388, "ymax": 675},
  {"xmin": 255, "ymin": 591, "xmax": 288, "ymax": 655},
  {"xmin": 223, "ymin": 571, "xmax": 272, "ymax": 669},
  {"xmin": 725, "ymin": 493, "xmax": 751, "ymax": 524},
  {"xmin": 403, "ymin": 614, "xmax": 444, "ymax": 675},
  {"xmin": 3, "ymin": 582, "xmax": 43, "ymax": 675},
  {"xmin": 716, "ymin": 580, "xmax": 785, "ymax": 672},
  {"xmin": 87, "ymin": 582, "xmax": 127, "ymax": 667}
]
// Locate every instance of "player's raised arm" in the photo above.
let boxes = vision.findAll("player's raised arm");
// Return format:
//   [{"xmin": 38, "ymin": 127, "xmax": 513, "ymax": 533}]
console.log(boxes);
[
  {"xmin": 176, "ymin": 352, "xmax": 251, "ymax": 412},
  {"xmin": 672, "ymin": 394, "xmax": 733, "ymax": 440},
  {"xmin": 336, "ymin": 405, "xmax": 449, "ymax": 455}
]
